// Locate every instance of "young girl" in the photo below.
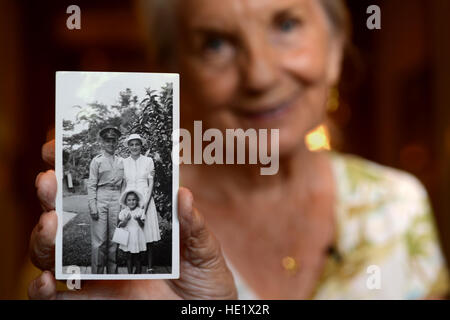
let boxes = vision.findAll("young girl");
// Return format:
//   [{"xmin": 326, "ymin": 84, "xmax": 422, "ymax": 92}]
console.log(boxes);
[{"xmin": 117, "ymin": 190, "xmax": 147, "ymax": 274}]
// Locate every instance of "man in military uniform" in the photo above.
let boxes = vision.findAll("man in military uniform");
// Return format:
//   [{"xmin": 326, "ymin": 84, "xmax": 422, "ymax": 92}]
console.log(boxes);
[{"xmin": 87, "ymin": 126, "xmax": 124, "ymax": 274}]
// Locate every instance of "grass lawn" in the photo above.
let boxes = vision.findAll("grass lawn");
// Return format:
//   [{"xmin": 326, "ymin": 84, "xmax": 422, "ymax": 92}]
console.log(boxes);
[
  {"xmin": 62, "ymin": 209, "xmax": 91, "ymax": 266},
  {"xmin": 63, "ymin": 195, "xmax": 172, "ymax": 267}
]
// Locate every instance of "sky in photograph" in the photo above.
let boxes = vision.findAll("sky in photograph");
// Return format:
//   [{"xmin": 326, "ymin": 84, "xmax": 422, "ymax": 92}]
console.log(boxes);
[{"xmin": 57, "ymin": 71, "xmax": 175, "ymax": 133}]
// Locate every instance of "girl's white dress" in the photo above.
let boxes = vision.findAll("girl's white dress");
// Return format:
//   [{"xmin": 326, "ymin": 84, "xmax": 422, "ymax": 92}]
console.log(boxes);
[
  {"xmin": 123, "ymin": 155, "xmax": 161, "ymax": 243},
  {"xmin": 118, "ymin": 207, "xmax": 147, "ymax": 253}
]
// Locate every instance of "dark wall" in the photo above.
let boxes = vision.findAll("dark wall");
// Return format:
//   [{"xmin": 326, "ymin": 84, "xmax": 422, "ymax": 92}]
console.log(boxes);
[{"xmin": 1, "ymin": 0, "xmax": 449, "ymax": 298}]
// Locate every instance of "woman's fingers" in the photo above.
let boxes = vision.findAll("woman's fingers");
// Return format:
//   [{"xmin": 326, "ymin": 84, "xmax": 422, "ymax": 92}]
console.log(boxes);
[
  {"xmin": 28, "ymin": 187, "xmax": 236, "ymax": 300},
  {"xmin": 28, "ymin": 272, "xmax": 98, "ymax": 300},
  {"xmin": 35, "ymin": 170, "xmax": 57, "ymax": 211},
  {"xmin": 28, "ymin": 271, "xmax": 90, "ymax": 300},
  {"xmin": 29, "ymin": 272, "xmax": 181, "ymax": 300},
  {"xmin": 171, "ymin": 187, "xmax": 237, "ymax": 299},
  {"xmin": 28, "ymin": 271, "xmax": 58, "ymax": 300},
  {"xmin": 29, "ymin": 210, "xmax": 57, "ymax": 271},
  {"xmin": 42, "ymin": 139, "xmax": 55, "ymax": 166},
  {"xmin": 37, "ymin": 140, "xmax": 56, "ymax": 209}
]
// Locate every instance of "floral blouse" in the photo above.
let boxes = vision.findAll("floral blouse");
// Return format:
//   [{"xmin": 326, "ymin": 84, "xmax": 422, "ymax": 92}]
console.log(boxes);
[{"xmin": 231, "ymin": 152, "xmax": 449, "ymax": 299}]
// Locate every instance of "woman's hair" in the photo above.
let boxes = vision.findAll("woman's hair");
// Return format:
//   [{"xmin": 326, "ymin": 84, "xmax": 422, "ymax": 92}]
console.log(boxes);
[
  {"xmin": 137, "ymin": 0, "xmax": 351, "ymax": 66},
  {"xmin": 320, "ymin": 0, "xmax": 351, "ymax": 39}
]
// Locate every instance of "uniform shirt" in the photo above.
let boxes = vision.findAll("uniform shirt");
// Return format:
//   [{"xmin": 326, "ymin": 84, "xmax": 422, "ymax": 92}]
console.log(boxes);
[{"xmin": 87, "ymin": 151, "xmax": 124, "ymax": 213}]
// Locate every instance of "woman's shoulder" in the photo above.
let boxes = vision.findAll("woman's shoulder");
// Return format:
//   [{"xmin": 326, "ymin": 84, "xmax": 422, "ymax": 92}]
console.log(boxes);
[
  {"xmin": 329, "ymin": 151, "xmax": 428, "ymax": 202},
  {"xmin": 329, "ymin": 151, "xmax": 438, "ymax": 252},
  {"xmin": 329, "ymin": 151, "xmax": 434, "ymax": 246},
  {"xmin": 136, "ymin": 154, "xmax": 152, "ymax": 162},
  {"xmin": 141, "ymin": 155, "xmax": 155, "ymax": 166},
  {"xmin": 122, "ymin": 156, "xmax": 132, "ymax": 163},
  {"xmin": 324, "ymin": 152, "xmax": 449, "ymax": 299},
  {"xmin": 122, "ymin": 155, "xmax": 153, "ymax": 164}
]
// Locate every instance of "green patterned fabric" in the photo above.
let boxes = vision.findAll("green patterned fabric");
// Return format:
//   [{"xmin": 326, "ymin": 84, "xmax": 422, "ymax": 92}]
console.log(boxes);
[{"xmin": 311, "ymin": 152, "xmax": 449, "ymax": 299}]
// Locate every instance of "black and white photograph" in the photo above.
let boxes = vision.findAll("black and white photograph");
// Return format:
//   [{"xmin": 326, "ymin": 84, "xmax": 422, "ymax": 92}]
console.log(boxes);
[{"xmin": 55, "ymin": 71, "xmax": 179, "ymax": 280}]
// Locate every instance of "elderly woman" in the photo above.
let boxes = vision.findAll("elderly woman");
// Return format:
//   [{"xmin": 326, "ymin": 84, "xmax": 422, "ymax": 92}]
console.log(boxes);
[
  {"xmin": 122, "ymin": 134, "xmax": 161, "ymax": 273},
  {"xmin": 30, "ymin": 0, "xmax": 448, "ymax": 299}
]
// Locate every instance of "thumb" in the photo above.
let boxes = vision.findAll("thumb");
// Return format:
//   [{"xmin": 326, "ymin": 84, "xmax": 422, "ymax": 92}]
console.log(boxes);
[
  {"xmin": 172, "ymin": 187, "xmax": 237, "ymax": 299},
  {"xmin": 178, "ymin": 187, "xmax": 221, "ymax": 267}
]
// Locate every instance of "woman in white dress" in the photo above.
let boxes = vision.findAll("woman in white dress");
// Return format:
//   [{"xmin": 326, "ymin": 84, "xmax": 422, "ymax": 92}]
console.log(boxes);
[{"xmin": 122, "ymin": 133, "xmax": 161, "ymax": 273}]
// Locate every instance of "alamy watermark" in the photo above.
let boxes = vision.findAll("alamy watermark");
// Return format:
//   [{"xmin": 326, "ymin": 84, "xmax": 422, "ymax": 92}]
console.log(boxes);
[
  {"xmin": 67, "ymin": 4, "xmax": 380, "ymax": 31},
  {"xmin": 367, "ymin": 5, "xmax": 381, "ymax": 30},
  {"xmin": 66, "ymin": 5, "xmax": 81, "ymax": 30},
  {"xmin": 66, "ymin": 265, "xmax": 81, "ymax": 290},
  {"xmin": 366, "ymin": 265, "xmax": 382, "ymax": 290},
  {"xmin": 173, "ymin": 121, "xmax": 280, "ymax": 176}
]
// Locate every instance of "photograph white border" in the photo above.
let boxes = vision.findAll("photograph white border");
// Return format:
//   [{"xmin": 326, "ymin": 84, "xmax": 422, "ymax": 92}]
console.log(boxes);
[{"xmin": 55, "ymin": 71, "xmax": 180, "ymax": 280}]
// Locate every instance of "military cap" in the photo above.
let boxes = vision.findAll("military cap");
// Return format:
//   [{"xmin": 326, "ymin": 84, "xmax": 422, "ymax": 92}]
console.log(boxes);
[{"xmin": 98, "ymin": 126, "xmax": 121, "ymax": 140}]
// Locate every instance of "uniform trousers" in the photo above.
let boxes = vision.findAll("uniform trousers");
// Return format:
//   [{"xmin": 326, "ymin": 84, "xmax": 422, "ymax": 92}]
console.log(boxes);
[{"xmin": 91, "ymin": 187, "xmax": 120, "ymax": 274}]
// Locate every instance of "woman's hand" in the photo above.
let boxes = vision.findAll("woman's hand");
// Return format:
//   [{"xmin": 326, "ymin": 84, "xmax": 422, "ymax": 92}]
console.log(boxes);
[{"xmin": 29, "ymin": 140, "xmax": 237, "ymax": 300}]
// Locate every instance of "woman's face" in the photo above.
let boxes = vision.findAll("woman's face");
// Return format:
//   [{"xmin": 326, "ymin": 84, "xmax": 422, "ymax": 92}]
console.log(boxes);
[
  {"xmin": 176, "ymin": 0, "xmax": 344, "ymax": 156},
  {"xmin": 128, "ymin": 139, "xmax": 142, "ymax": 156}
]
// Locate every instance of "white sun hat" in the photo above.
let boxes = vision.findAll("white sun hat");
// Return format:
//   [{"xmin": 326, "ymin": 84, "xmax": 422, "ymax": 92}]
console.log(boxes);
[
  {"xmin": 120, "ymin": 189, "xmax": 145, "ymax": 207},
  {"xmin": 123, "ymin": 133, "xmax": 147, "ymax": 148}
]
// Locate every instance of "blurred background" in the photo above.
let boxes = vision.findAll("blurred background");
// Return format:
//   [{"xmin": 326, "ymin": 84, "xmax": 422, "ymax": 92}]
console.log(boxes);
[{"xmin": 0, "ymin": 0, "xmax": 449, "ymax": 299}]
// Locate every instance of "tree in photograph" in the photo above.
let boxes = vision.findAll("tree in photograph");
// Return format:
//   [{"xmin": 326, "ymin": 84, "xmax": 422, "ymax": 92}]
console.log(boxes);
[
  {"xmin": 63, "ymin": 90, "xmax": 140, "ymax": 189},
  {"xmin": 125, "ymin": 84, "xmax": 173, "ymax": 220},
  {"xmin": 123, "ymin": 84, "xmax": 173, "ymax": 246}
]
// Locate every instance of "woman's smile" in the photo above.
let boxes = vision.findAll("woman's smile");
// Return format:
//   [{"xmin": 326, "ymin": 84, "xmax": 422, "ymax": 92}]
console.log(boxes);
[{"xmin": 232, "ymin": 93, "xmax": 299, "ymax": 123}]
